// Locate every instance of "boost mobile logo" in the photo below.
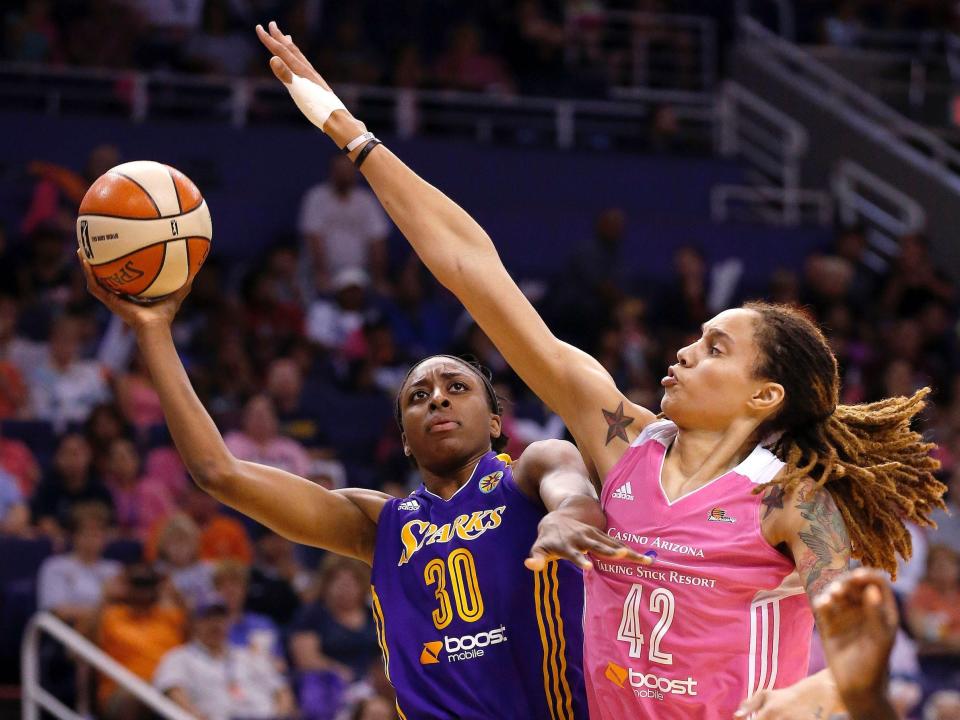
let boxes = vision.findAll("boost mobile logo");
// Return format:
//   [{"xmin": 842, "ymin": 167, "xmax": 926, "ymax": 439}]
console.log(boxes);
[
  {"xmin": 605, "ymin": 661, "xmax": 698, "ymax": 699},
  {"xmin": 420, "ymin": 627, "xmax": 508, "ymax": 665}
]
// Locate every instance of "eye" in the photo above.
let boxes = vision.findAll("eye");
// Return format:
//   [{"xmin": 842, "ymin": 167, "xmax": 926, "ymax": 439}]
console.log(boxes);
[
  {"xmin": 450, "ymin": 381, "xmax": 467, "ymax": 392},
  {"xmin": 410, "ymin": 390, "xmax": 428, "ymax": 402},
  {"xmin": 709, "ymin": 345, "xmax": 721, "ymax": 356}
]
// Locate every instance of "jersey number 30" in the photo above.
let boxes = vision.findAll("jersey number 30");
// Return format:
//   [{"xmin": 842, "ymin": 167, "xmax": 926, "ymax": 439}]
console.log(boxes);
[
  {"xmin": 424, "ymin": 549, "xmax": 484, "ymax": 630},
  {"xmin": 617, "ymin": 584, "xmax": 675, "ymax": 665}
]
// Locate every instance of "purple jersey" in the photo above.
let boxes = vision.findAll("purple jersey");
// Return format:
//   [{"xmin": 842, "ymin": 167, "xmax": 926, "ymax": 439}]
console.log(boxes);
[{"xmin": 371, "ymin": 451, "xmax": 587, "ymax": 719}]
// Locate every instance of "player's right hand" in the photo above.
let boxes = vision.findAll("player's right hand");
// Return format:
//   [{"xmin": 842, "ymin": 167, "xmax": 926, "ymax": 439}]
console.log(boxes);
[
  {"xmin": 79, "ymin": 251, "xmax": 191, "ymax": 333},
  {"xmin": 526, "ymin": 511, "xmax": 651, "ymax": 572}
]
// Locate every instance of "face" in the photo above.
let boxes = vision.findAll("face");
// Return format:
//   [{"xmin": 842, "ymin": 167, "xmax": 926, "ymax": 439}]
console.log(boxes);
[
  {"xmin": 194, "ymin": 613, "xmax": 229, "ymax": 648},
  {"xmin": 50, "ymin": 318, "xmax": 81, "ymax": 366},
  {"xmin": 330, "ymin": 155, "xmax": 356, "ymax": 192},
  {"xmin": 325, "ymin": 567, "xmax": 366, "ymax": 610},
  {"xmin": 661, "ymin": 309, "xmax": 781, "ymax": 432},
  {"xmin": 108, "ymin": 439, "xmax": 140, "ymax": 482},
  {"xmin": 55, "ymin": 435, "xmax": 92, "ymax": 481},
  {"xmin": 243, "ymin": 396, "xmax": 278, "ymax": 441},
  {"xmin": 160, "ymin": 529, "xmax": 198, "ymax": 567},
  {"xmin": 399, "ymin": 357, "xmax": 500, "ymax": 473},
  {"xmin": 266, "ymin": 359, "xmax": 302, "ymax": 402},
  {"xmin": 74, "ymin": 520, "xmax": 107, "ymax": 558},
  {"xmin": 215, "ymin": 575, "xmax": 247, "ymax": 611}
]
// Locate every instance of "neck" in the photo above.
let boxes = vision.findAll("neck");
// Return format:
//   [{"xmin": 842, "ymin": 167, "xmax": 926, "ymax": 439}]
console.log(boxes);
[
  {"xmin": 420, "ymin": 448, "xmax": 489, "ymax": 500},
  {"xmin": 670, "ymin": 417, "xmax": 759, "ymax": 487},
  {"xmin": 200, "ymin": 640, "xmax": 226, "ymax": 657},
  {"xmin": 74, "ymin": 551, "xmax": 99, "ymax": 565}
]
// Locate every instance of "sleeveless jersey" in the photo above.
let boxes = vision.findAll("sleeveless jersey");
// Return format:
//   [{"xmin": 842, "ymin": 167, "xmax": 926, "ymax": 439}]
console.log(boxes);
[
  {"xmin": 371, "ymin": 451, "xmax": 587, "ymax": 720},
  {"xmin": 583, "ymin": 420, "xmax": 814, "ymax": 719}
]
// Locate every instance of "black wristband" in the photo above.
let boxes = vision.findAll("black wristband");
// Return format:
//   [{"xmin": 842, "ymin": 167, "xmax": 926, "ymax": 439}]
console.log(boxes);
[{"xmin": 354, "ymin": 138, "xmax": 382, "ymax": 169}]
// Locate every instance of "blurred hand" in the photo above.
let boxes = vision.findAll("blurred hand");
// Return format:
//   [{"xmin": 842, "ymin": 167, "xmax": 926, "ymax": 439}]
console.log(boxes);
[
  {"xmin": 734, "ymin": 674, "xmax": 838, "ymax": 720},
  {"xmin": 525, "ymin": 511, "xmax": 650, "ymax": 572},
  {"xmin": 79, "ymin": 251, "xmax": 191, "ymax": 334},
  {"xmin": 814, "ymin": 568, "xmax": 898, "ymax": 701}
]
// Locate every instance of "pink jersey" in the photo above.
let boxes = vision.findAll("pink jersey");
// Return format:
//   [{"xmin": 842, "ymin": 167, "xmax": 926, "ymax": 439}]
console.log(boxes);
[{"xmin": 584, "ymin": 420, "xmax": 814, "ymax": 719}]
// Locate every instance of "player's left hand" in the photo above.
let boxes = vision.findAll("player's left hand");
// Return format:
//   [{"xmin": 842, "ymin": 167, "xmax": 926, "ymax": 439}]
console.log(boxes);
[
  {"xmin": 734, "ymin": 671, "xmax": 839, "ymax": 719},
  {"xmin": 525, "ymin": 511, "xmax": 650, "ymax": 571}
]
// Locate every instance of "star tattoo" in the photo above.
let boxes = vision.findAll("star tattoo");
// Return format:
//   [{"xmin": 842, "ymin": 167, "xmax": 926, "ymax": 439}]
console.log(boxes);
[
  {"xmin": 761, "ymin": 485, "xmax": 786, "ymax": 519},
  {"xmin": 602, "ymin": 402, "xmax": 635, "ymax": 445}
]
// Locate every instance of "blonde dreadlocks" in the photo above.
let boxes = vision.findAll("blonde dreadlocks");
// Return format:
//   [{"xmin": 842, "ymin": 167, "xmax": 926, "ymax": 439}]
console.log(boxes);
[{"xmin": 746, "ymin": 301, "xmax": 946, "ymax": 577}]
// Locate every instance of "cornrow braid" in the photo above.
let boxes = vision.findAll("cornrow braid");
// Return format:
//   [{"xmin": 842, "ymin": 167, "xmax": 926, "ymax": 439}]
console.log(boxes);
[{"xmin": 746, "ymin": 301, "xmax": 946, "ymax": 577}]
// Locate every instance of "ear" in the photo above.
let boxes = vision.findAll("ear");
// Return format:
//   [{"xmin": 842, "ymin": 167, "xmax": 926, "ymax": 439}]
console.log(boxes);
[
  {"xmin": 748, "ymin": 381, "xmax": 784, "ymax": 418},
  {"xmin": 401, "ymin": 432, "xmax": 411, "ymax": 457},
  {"xmin": 489, "ymin": 413, "xmax": 503, "ymax": 440}
]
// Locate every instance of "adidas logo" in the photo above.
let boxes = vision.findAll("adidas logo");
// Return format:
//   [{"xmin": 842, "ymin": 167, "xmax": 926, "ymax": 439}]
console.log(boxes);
[
  {"xmin": 398, "ymin": 499, "xmax": 421, "ymax": 512},
  {"xmin": 612, "ymin": 481, "xmax": 634, "ymax": 501}
]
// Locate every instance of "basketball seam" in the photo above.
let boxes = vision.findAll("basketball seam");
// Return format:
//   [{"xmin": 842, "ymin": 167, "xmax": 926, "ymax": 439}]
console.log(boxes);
[
  {"xmin": 169, "ymin": 167, "xmax": 183, "ymax": 214},
  {"xmin": 87, "ymin": 236, "xmax": 210, "ymax": 268},
  {"xmin": 77, "ymin": 203, "xmax": 208, "ymax": 222},
  {"xmin": 139, "ymin": 242, "xmax": 169, "ymax": 297},
  {"xmin": 111, "ymin": 172, "xmax": 162, "ymax": 217}
]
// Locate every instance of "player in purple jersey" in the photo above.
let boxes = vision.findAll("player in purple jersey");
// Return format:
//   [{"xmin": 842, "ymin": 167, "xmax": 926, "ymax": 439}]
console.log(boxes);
[{"xmin": 78, "ymin": 262, "xmax": 646, "ymax": 719}]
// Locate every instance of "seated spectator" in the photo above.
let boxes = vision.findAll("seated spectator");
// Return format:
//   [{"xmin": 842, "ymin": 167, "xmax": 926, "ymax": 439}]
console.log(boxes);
[
  {"xmin": 67, "ymin": 0, "xmax": 140, "ymax": 69},
  {"xmin": 27, "ymin": 314, "xmax": 110, "ymax": 432},
  {"xmin": 104, "ymin": 438, "xmax": 174, "ymax": 540},
  {"xmin": 96, "ymin": 563, "xmax": 186, "ymax": 719},
  {"xmin": 114, "ymin": 352, "xmax": 164, "ymax": 432},
  {"xmin": 290, "ymin": 556, "xmax": 380, "ymax": 682},
  {"xmin": 155, "ymin": 513, "xmax": 214, "ymax": 609},
  {"xmin": 154, "ymin": 594, "xmax": 295, "ymax": 720},
  {"xmin": 225, "ymin": 394, "xmax": 311, "ymax": 477},
  {"xmin": 247, "ymin": 530, "xmax": 314, "ymax": 627},
  {"xmin": 0, "ymin": 465, "xmax": 29, "ymax": 536},
  {"xmin": 213, "ymin": 559, "xmax": 283, "ymax": 659},
  {"xmin": 31, "ymin": 433, "xmax": 114, "ymax": 542},
  {"xmin": 0, "ymin": 421, "xmax": 40, "ymax": 496},
  {"xmin": 382, "ymin": 256, "xmax": 452, "ymax": 359},
  {"xmin": 930, "ymin": 467, "xmax": 960, "ymax": 553},
  {"xmin": 4, "ymin": 0, "xmax": 62, "ymax": 63},
  {"xmin": 37, "ymin": 502, "xmax": 120, "ymax": 631},
  {"xmin": 184, "ymin": 0, "xmax": 254, "ymax": 76},
  {"xmin": 266, "ymin": 357, "xmax": 325, "ymax": 448},
  {"xmin": 0, "ymin": 292, "xmax": 44, "ymax": 378},
  {"xmin": 434, "ymin": 24, "xmax": 512, "ymax": 94},
  {"xmin": 298, "ymin": 154, "xmax": 389, "ymax": 296},
  {"xmin": 350, "ymin": 695, "xmax": 396, "ymax": 720},
  {"xmin": 84, "ymin": 402, "xmax": 132, "ymax": 476},
  {"xmin": 306, "ymin": 269, "xmax": 374, "ymax": 353},
  {"xmin": 907, "ymin": 545, "xmax": 960, "ymax": 695},
  {"xmin": 170, "ymin": 482, "xmax": 253, "ymax": 564}
]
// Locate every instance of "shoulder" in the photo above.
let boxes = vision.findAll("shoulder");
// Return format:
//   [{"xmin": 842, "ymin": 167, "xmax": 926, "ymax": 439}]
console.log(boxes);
[{"xmin": 335, "ymin": 487, "xmax": 393, "ymax": 525}]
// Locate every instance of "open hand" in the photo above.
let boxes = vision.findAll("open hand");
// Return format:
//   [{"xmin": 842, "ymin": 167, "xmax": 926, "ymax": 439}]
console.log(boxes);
[
  {"xmin": 526, "ymin": 511, "xmax": 650, "ymax": 571},
  {"xmin": 78, "ymin": 251, "xmax": 191, "ymax": 333}
]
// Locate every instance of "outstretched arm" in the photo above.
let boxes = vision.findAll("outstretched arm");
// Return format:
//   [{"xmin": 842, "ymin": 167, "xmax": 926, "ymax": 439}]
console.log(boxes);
[
  {"xmin": 80, "ymin": 257, "xmax": 386, "ymax": 564},
  {"xmin": 513, "ymin": 439, "xmax": 648, "ymax": 571},
  {"xmin": 255, "ymin": 23, "xmax": 656, "ymax": 480}
]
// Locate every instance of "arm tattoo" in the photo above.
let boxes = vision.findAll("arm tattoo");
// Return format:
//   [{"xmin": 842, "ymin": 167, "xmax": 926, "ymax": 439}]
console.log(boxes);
[
  {"xmin": 761, "ymin": 485, "xmax": 785, "ymax": 519},
  {"xmin": 795, "ymin": 486, "xmax": 851, "ymax": 599},
  {"xmin": 602, "ymin": 402, "xmax": 635, "ymax": 446}
]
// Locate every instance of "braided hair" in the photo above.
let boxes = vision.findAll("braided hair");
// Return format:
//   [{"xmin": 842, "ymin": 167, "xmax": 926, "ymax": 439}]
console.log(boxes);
[
  {"xmin": 394, "ymin": 354, "xmax": 509, "ymax": 453},
  {"xmin": 745, "ymin": 301, "xmax": 946, "ymax": 576}
]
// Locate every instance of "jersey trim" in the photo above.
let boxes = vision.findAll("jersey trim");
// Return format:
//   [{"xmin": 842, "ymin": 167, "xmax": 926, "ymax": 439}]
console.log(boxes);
[
  {"xmin": 535, "ymin": 563, "xmax": 575, "ymax": 720},
  {"xmin": 370, "ymin": 586, "xmax": 390, "ymax": 680}
]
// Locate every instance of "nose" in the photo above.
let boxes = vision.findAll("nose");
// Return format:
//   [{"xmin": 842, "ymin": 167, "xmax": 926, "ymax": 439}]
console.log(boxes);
[
  {"xmin": 676, "ymin": 342, "xmax": 694, "ymax": 368},
  {"xmin": 429, "ymin": 387, "xmax": 451, "ymax": 410}
]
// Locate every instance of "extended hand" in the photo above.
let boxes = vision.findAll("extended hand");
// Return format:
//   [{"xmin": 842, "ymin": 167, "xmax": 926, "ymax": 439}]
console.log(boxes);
[
  {"xmin": 526, "ymin": 510, "xmax": 650, "ymax": 571},
  {"xmin": 814, "ymin": 568, "xmax": 897, "ymax": 701},
  {"xmin": 79, "ymin": 251, "xmax": 191, "ymax": 333},
  {"xmin": 735, "ymin": 672, "xmax": 839, "ymax": 719}
]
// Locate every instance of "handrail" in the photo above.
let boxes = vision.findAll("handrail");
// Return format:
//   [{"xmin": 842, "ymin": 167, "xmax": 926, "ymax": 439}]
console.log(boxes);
[
  {"xmin": 734, "ymin": 0, "xmax": 796, "ymax": 40},
  {"xmin": 22, "ymin": 611, "xmax": 195, "ymax": 720},
  {"xmin": 832, "ymin": 159, "xmax": 926, "ymax": 240},
  {"xmin": 738, "ymin": 16, "xmax": 960, "ymax": 185}
]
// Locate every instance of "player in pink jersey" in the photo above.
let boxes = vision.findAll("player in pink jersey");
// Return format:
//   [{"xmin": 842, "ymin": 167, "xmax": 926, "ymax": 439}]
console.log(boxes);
[{"xmin": 257, "ymin": 26, "xmax": 947, "ymax": 718}]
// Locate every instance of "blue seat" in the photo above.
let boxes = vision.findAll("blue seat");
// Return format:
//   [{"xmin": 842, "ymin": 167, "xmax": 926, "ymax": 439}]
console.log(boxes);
[
  {"xmin": 0, "ymin": 420, "xmax": 57, "ymax": 471},
  {"xmin": 102, "ymin": 538, "xmax": 142, "ymax": 564}
]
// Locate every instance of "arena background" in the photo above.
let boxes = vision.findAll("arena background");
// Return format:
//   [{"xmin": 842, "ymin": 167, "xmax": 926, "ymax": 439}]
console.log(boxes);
[{"xmin": 0, "ymin": 1, "xmax": 959, "ymax": 719}]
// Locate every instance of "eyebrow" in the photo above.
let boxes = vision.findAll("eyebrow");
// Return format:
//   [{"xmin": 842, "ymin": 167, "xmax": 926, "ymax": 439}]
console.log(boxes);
[
  {"xmin": 701, "ymin": 325, "xmax": 735, "ymax": 344},
  {"xmin": 407, "ymin": 369, "xmax": 471, "ymax": 390}
]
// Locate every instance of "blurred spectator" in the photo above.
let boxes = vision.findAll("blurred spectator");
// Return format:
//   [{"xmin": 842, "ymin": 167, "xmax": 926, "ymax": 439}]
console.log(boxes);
[
  {"xmin": 37, "ymin": 502, "xmax": 121, "ymax": 630},
  {"xmin": 382, "ymin": 257, "xmax": 452, "ymax": 359},
  {"xmin": 317, "ymin": 17, "xmax": 380, "ymax": 85},
  {"xmin": 4, "ymin": 0, "xmax": 61, "ymax": 63},
  {"xmin": 823, "ymin": 0, "xmax": 864, "ymax": 46},
  {"xmin": 290, "ymin": 556, "xmax": 380, "ymax": 682},
  {"xmin": 225, "ymin": 394, "xmax": 311, "ymax": 477},
  {"xmin": 247, "ymin": 531, "xmax": 312, "ymax": 627},
  {"xmin": 925, "ymin": 690, "xmax": 960, "ymax": 720},
  {"xmin": 297, "ymin": 155, "xmax": 390, "ymax": 296},
  {"xmin": 185, "ymin": 0, "xmax": 254, "ymax": 76},
  {"xmin": 154, "ymin": 513, "xmax": 214, "ymax": 609},
  {"xmin": 0, "ymin": 421, "xmax": 40, "ymax": 496},
  {"xmin": 133, "ymin": 0, "xmax": 204, "ymax": 70},
  {"xmin": 907, "ymin": 545, "xmax": 960, "ymax": 695},
  {"xmin": 31, "ymin": 433, "xmax": 114, "ymax": 541},
  {"xmin": 930, "ymin": 468, "xmax": 960, "ymax": 553},
  {"xmin": 349, "ymin": 695, "xmax": 396, "ymax": 720},
  {"xmin": 114, "ymin": 352, "xmax": 164, "ymax": 432},
  {"xmin": 0, "ymin": 465, "xmax": 29, "ymax": 536},
  {"xmin": 213, "ymin": 559, "xmax": 284, "ymax": 659},
  {"xmin": 266, "ymin": 357, "xmax": 324, "ymax": 449},
  {"xmin": 96, "ymin": 563, "xmax": 186, "ymax": 719},
  {"xmin": 177, "ymin": 482, "xmax": 253, "ymax": 563},
  {"xmin": 0, "ymin": 293, "xmax": 44, "ymax": 375},
  {"xmin": 67, "ymin": 0, "xmax": 140, "ymax": 68},
  {"xmin": 348, "ymin": 316, "xmax": 408, "ymax": 395},
  {"xmin": 27, "ymin": 314, "xmax": 110, "ymax": 432},
  {"xmin": 242, "ymin": 254, "xmax": 305, "ymax": 369},
  {"xmin": 154, "ymin": 594, "xmax": 295, "ymax": 720},
  {"xmin": 435, "ymin": 24, "xmax": 512, "ymax": 93},
  {"xmin": 881, "ymin": 234, "xmax": 956, "ymax": 319},
  {"xmin": 306, "ymin": 269, "xmax": 374, "ymax": 353},
  {"xmin": 104, "ymin": 438, "xmax": 175, "ymax": 540},
  {"xmin": 84, "ymin": 402, "xmax": 133, "ymax": 476}
]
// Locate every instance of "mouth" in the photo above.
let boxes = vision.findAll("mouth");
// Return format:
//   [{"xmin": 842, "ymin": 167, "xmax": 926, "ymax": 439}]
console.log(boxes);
[
  {"xmin": 427, "ymin": 417, "xmax": 461, "ymax": 433},
  {"xmin": 661, "ymin": 366, "xmax": 679, "ymax": 388}
]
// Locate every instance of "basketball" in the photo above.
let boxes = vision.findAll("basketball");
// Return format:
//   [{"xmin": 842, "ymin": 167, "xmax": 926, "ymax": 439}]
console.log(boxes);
[{"xmin": 76, "ymin": 160, "xmax": 212, "ymax": 300}]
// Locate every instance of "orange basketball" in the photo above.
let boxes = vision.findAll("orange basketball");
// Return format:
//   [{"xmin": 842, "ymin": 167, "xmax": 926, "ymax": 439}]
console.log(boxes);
[{"xmin": 77, "ymin": 161, "xmax": 213, "ymax": 300}]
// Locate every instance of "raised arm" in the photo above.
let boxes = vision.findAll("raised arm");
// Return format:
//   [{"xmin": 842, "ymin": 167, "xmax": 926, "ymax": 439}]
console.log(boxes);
[
  {"xmin": 255, "ymin": 22, "xmax": 656, "ymax": 480},
  {"xmin": 80, "ymin": 257, "xmax": 387, "ymax": 564}
]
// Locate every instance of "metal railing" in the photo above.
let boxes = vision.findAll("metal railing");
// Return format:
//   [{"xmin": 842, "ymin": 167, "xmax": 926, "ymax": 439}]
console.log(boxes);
[
  {"xmin": 563, "ymin": 10, "xmax": 718, "ymax": 93},
  {"xmin": 738, "ymin": 17, "xmax": 960, "ymax": 188},
  {"xmin": 712, "ymin": 81, "xmax": 830, "ymax": 225},
  {"xmin": 734, "ymin": 0, "xmax": 796, "ymax": 40},
  {"xmin": 0, "ymin": 62, "xmax": 716, "ymax": 151},
  {"xmin": 22, "ymin": 612, "xmax": 194, "ymax": 720},
  {"xmin": 832, "ymin": 159, "xmax": 926, "ymax": 255}
]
